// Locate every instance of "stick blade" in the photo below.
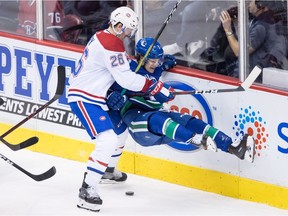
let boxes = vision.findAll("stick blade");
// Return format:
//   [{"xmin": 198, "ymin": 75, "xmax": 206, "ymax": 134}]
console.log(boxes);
[
  {"xmin": 1, "ymin": 136, "xmax": 39, "ymax": 151},
  {"xmin": 240, "ymin": 65, "xmax": 262, "ymax": 90},
  {"xmin": 55, "ymin": 65, "xmax": 66, "ymax": 97},
  {"xmin": 32, "ymin": 166, "xmax": 57, "ymax": 182},
  {"xmin": 17, "ymin": 136, "xmax": 39, "ymax": 150}
]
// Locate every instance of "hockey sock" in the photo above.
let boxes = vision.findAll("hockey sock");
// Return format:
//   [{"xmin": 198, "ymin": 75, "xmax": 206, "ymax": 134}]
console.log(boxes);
[
  {"xmin": 211, "ymin": 130, "xmax": 232, "ymax": 152},
  {"xmin": 186, "ymin": 118, "xmax": 232, "ymax": 152},
  {"xmin": 186, "ymin": 118, "xmax": 209, "ymax": 133},
  {"xmin": 107, "ymin": 130, "xmax": 128, "ymax": 168},
  {"xmin": 204, "ymin": 126, "xmax": 232, "ymax": 152},
  {"xmin": 149, "ymin": 112, "xmax": 193, "ymax": 142},
  {"xmin": 85, "ymin": 129, "xmax": 118, "ymax": 186}
]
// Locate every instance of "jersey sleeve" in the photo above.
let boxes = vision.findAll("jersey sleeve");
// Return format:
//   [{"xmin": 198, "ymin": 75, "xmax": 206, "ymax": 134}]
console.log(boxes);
[
  {"xmin": 100, "ymin": 46, "xmax": 147, "ymax": 91},
  {"xmin": 107, "ymin": 52, "xmax": 148, "ymax": 91},
  {"xmin": 250, "ymin": 24, "xmax": 266, "ymax": 50},
  {"xmin": 96, "ymin": 31, "xmax": 153, "ymax": 92}
]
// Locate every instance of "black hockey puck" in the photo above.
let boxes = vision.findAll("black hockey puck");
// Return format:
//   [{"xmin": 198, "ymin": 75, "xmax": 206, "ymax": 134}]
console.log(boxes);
[{"xmin": 125, "ymin": 191, "xmax": 134, "ymax": 196}]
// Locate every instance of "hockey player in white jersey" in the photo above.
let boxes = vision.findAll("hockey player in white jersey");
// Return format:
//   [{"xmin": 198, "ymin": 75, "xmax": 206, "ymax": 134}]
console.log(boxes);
[{"xmin": 68, "ymin": 7, "xmax": 175, "ymax": 212}]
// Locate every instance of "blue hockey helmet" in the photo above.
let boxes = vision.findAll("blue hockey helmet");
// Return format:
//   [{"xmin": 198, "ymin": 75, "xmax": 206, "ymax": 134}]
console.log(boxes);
[{"xmin": 136, "ymin": 37, "xmax": 164, "ymax": 59}]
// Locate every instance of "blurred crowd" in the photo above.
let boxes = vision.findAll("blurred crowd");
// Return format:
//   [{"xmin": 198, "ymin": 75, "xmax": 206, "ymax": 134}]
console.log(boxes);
[{"xmin": 0, "ymin": 0, "xmax": 287, "ymax": 81}]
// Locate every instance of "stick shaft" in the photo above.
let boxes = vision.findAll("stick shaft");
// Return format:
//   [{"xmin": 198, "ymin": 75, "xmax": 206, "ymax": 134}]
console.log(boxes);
[
  {"xmin": 0, "ymin": 153, "xmax": 56, "ymax": 181},
  {"xmin": 135, "ymin": 0, "xmax": 182, "ymax": 73},
  {"xmin": 0, "ymin": 66, "xmax": 66, "ymax": 139},
  {"xmin": 121, "ymin": 0, "xmax": 182, "ymax": 96},
  {"xmin": 172, "ymin": 65, "xmax": 262, "ymax": 96}
]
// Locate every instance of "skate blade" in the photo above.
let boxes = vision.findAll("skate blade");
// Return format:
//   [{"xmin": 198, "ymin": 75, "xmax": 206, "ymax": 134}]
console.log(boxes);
[
  {"xmin": 244, "ymin": 136, "xmax": 255, "ymax": 163},
  {"xmin": 77, "ymin": 199, "xmax": 101, "ymax": 212},
  {"xmin": 100, "ymin": 179, "xmax": 125, "ymax": 184}
]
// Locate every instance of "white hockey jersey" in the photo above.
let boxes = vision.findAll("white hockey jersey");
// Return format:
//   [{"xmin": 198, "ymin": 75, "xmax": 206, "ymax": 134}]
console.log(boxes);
[{"xmin": 68, "ymin": 30, "xmax": 148, "ymax": 110}]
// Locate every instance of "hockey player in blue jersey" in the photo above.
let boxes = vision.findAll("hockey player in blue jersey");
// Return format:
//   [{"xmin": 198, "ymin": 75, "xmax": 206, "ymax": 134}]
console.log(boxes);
[
  {"xmin": 101, "ymin": 37, "xmax": 217, "ymax": 184},
  {"xmin": 104, "ymin": 37, "xmax": 256, "ymax": 184}
]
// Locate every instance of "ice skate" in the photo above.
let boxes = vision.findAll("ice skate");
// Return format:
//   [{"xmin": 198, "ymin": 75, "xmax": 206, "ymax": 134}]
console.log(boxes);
[
  {"xmin": 100, "ymin": 167, "xmax": 127, "ymax": 184},
  {"xmin": 187, "ymin": 134, "xmax": 217, "ymax": 152},
  {"xmin": 228, "ymin": 134, "xmax": 255, "ymax": 163},
  {"xmin": 77, "ymin": 181, "xmax": 103, "ymax": 212}
]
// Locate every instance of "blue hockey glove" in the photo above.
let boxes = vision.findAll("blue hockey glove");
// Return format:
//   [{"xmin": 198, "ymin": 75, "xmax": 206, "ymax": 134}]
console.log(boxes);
[
  {"xmin": 107, "ymin": 91, "xmax": 127, "ymax": 110},
  {"xmin": 148, "ymin": 81, "xmax": 175, "ymax": 103},
  {"xmin": 161, "ymin": 54, "xmax": 177, "ymax": 71}
]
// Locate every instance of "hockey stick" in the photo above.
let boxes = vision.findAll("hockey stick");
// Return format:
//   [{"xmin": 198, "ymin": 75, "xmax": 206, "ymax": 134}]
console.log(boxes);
[
  {"xmin": 0, "ymin": 65, "xmax": 66, "ymax": 139},
  {"xmin": 134, "ymin": 0, "xmax": 182, "ymax": 73},
  {"xmin": 0, "ymin": 98, "xmax": 39, "ymax": 150},
  {"xmin": 0, "ymin": 152, "xmax": 56, "ymax": 181},
  {"xmin": 0, "ymin": 136, "xmax": 39, "ymax": 151},
  {"xmin": 172, "ymin": 65, "xmax": 262, "ymax": 96},
  {"xmin": 121, "ymin": 0, "xmax": 182, "ymax": 95},
  {"xmin": 128, "ymin": 65, "xmax": 262, "ymax": 97}
]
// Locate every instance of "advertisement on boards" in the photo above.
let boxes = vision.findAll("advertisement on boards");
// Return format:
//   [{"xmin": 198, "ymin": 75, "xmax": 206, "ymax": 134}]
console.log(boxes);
[{"xmin": 0, "ymin": 36, "xmax": 288, "ymax": 187}]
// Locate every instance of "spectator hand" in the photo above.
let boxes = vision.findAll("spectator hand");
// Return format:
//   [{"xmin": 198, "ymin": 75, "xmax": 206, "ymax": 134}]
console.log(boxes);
[
  {"xmin": 161, "ymin": 54, "xmax": 177, "ymax": 71},
  {"xmin": 107, "ymin": 91, "xmax": 127, "ymax": 110},
  {"xmin": 148, "ymin": 80, "xmax": 175, "ymax": 103},
  {"xmin": 258, "ymin": 53, "xmax": 283, "ymax": 69},
  {"xmin": 220, "ymin": 10, "xmax": 232, "ymax": 32}
]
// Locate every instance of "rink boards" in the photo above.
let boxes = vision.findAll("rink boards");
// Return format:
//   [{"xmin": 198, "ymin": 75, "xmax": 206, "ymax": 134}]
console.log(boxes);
[{"xmin": 0, "ymin": 35, "xmax": 288, "ymax": 209}]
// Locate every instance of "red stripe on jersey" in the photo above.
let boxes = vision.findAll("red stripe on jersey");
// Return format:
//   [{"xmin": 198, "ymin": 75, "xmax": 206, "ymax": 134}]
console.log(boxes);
[
  {"xmin": 77, "ymin": 101, "xmax": 97, "ymax": 136},
  {"xmin": 88, "ymin": 157, "xmax": 108, "ymax": 167},
  {"xmin": 96, "ymin": 30, "xmax": 125, "ymax": 52},
  {"xmin": 97, "ymin": 160, "xmax": 108, "ymax": 167},
  {"xmin": 69, "ymin": 88, "xmax": 106, "ymax": 100},
  {"xmin": 141, "ymin": 79, "xmax": 154, "ymax": 92}
]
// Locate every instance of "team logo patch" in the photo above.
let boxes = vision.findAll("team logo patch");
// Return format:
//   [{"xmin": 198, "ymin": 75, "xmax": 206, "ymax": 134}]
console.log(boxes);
[{"xmin": 99, "ymin": 116, "xmax": 106, "ymax": 121}]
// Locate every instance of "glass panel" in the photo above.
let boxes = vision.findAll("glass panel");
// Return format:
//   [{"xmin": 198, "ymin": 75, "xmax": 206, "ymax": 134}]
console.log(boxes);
[
  {"xmin": 0, "ymin": 1, "xmax": 20, "ymax": 35},
  {"xmin": 43, "ymin": 0, "xmax": 66, "ymax": 42},
  {"xmin": 143, "ymin": 0, "xmax": 288, "ymax": 89},
  {"xmin": 43, "ymin": 1, "xmax": 134, "ymax": 48},
  {"xmin": 248, "ymin": 0, "xmax": 288, "ymax": 89},
  {"xmin": 143, "ymin": 0, "xmax": 237, "ymax": 76},
  {"xmin": 60, "ymin": 0, "xmax": 105, "ymax": 45},
  {"xmin": 15, "ymin": 0, "xmax": 38, "ymax": 38}
]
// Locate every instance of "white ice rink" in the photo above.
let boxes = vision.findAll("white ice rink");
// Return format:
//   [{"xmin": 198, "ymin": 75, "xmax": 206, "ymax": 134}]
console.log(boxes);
[{"xmin": 1, "ymin": 144, "xmax": 288, "ymax": 216}]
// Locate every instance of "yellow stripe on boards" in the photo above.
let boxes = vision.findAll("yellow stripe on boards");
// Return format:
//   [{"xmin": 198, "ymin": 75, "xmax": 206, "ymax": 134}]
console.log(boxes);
[
  {"xmin": 1, "ymin": 123, "xmax": 287, "ymax": 210},
  {"xmin": 0, "ymin": 123, "xmax": 93, "ymax": 162}
]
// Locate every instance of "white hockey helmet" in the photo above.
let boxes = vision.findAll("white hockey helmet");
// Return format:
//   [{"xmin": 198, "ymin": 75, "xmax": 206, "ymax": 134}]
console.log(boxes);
[{"xmin": 110, "ymin": 6, "xmax": 138, "ymax": 37}]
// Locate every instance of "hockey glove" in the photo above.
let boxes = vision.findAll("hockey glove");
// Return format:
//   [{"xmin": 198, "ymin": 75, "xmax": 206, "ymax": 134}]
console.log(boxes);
[
  {"xmin": 161, "ymin": 54, "xmax": 177, "ymax": 71},
  {"xmin": 148, "ymin": 81, "xmax": 175, "ymax": 103},
  {"xmin": 107, "ymin": 91, "xmax": 127, "ymax": 110}
]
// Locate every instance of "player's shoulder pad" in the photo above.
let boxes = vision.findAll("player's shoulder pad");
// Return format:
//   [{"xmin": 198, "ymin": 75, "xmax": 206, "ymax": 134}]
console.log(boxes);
[{"xmin": 96, "ymin": 30, "xmax": 125, "ymax": 52}]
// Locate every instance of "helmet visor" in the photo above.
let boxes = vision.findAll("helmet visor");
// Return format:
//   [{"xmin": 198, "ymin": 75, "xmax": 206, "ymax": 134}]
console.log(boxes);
[
  {"xmin": 123, "ymin": 27, "xmax": 138, "ymax": 38},
  {"xmin": 146, "ymin": 57, "xmax": 164, "ymax": 67}
]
